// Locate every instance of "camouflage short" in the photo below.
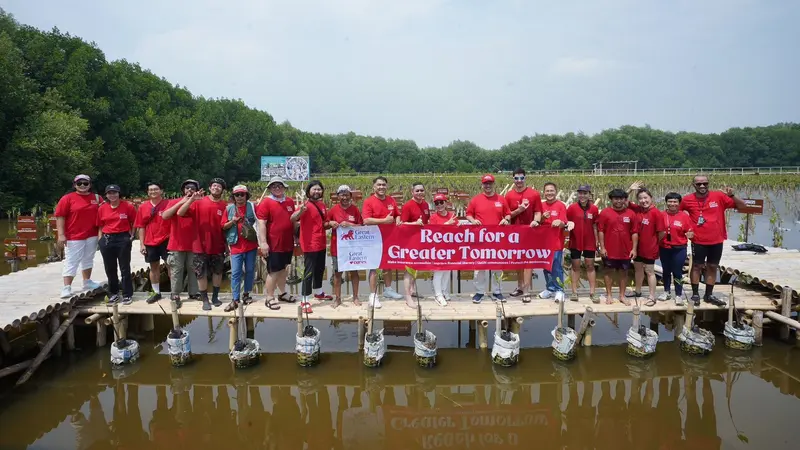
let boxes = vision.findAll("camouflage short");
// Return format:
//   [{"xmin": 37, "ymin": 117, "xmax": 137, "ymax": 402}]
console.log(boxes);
[{"xmin": 193, "ymin": 253, "xmax": 225, "ymax": 278}]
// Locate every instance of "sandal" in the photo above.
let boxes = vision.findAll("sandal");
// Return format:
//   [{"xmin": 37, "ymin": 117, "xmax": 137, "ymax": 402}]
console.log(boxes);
[
  {"xmin": 278, "ymin": 292, "xmax": 298, "ymax": 303},
  {"xmin": 265, "ymin": 297, "xmax": 281, "ymax": 310},
  {"xmin": 644, "ymin": 297, "xmax": 657, "ymax": 307},
  {"xmin": 301, "ymin": 301, "xmax": 313, "ymax": 314},
  {"xmin": 522, "ymin": 295, "xmax": 532, "ymax": 303},
  {"xmin": 242, "ymin": 292, "xmax": 253, "ymax": 305},
  {"xmin": 224, "ymin": 301, "xmax": 239, "ymax": 312},
  {"xmin": 509, "ymin": 288, "xmax": 524, "ymax": 297},
  {"xmin": 569, "ymin": 292, "xmax": 579, "ymax": 302},
  {"xmin": 590, "ymin": 293, "xmax": 600, "ymax": 304}
]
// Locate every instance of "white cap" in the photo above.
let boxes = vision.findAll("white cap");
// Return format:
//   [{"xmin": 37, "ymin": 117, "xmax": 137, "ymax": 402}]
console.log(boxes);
[{"xmin": 337, "ymin": 185, "xmax": 352, "ymax": 194}]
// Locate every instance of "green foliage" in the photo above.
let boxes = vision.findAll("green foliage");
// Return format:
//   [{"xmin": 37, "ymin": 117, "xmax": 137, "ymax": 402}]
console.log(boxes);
[{"xmin": 1, "ymin": 9, "xmax": 800, "ymax": 212}]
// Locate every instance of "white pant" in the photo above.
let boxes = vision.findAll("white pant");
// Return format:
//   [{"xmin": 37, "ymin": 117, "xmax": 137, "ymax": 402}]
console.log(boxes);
[
  {"xmin": 62, "ymin": 236, "xmax": 98, "ymax": 278},
  {"xmin": 474, "ymin": 270, "xmax": 502, "ymax": 295},
  {"xmin": 432, "ymin": 270, "xmax": 452, "ymax": 297}
]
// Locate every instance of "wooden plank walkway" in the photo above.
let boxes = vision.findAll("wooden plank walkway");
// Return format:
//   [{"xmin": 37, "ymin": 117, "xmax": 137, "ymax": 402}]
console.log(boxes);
[
  {"xmin": 0, "ymin": 250, "xmax": 149, "ymax": 331},
  {"xmin": 719, "ymin": 239, "xmax": 800, "ymax": 298},
  {"xmin": 77, "ymin": 286, "xmax": 777, "ymax": 321}
]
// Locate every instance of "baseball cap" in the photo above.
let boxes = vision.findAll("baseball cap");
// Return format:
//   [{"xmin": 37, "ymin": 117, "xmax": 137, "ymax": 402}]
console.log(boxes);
[
  {"xmin": 481, "ymin": 174, "xmax": 495, "ymax": 184},
  {"xmin": 105, "ymin": 184, "xmax": 121, "ymax": 194},
  {"xmin": 267, "ymin": 176, "xmax": 289, "ymax": 188},
  {"xmin": 74, "ymin": 174, "xmax": 91, "ymax": 183},
  {"xmin": 232, "ymin": 185, "xmax": 248, "ymax": 195},
  {"xmin": 577, "ymin": 184, "xmax": 591, "ymax": 192},
  {"xmin": 433, "ymin": 193, "xmax": 448, "ymax": 202},
  {"xmin": 337, "ymin": 185, "xmax": 352, "ymax": 194}
]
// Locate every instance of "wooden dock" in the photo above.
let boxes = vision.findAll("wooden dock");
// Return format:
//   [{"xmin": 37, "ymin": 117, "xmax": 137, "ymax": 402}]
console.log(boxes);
[{"xmin": 719, "ymin": 239, "xmax": 799, "ymax": 299}]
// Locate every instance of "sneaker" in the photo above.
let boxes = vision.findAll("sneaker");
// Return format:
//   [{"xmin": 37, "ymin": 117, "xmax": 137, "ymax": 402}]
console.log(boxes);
[
  {"xmin": 443, "ymin": 293, "xmax": 452, "ymax": 301},
  {"xmin": 60, "ymin": 286, "xmax": 72, "ymax": 299},
  {"xmin": 434, "ymin": 295, "xmax": 448, "ymax": 307},
  {"xmin": 472, "ymin": 293, "xmax": 484, "ymax": 304},
  {"xmin": 704, "ymin": 295, "xmax": 726, "ymax": 307},
  {"xmin": 211, "ymin": 296, "xmax": 222, "ymax": 307},
  {"xmin": 675, "ymin": 295, "xmax": 685, "ymax": 306},
  {"xmin": 569, "ymin": 292, "xmax": 579, "ymax": 302},
  {"xmin": 539, "ymin": 290, "xmax": 553, "ymax": 299},
  {"xmin": 314, "ymin": 292, "xmax": 333, "ymax": 301},
  {"xmin": 492, "ymin": 292, "xmax": 506, "ymax": 302},
  {"xmin": 589, "ymin": 293, "xmax": 600, "ymax": 304},
  {"xmin": 509, "ymin": 288, "xmax": 524, "ymax": 297},
  {"xmin": 188, "ymin": 294, "xmax": 201, "ymax": 300},
  {"xmin": 368, "ymin": 294, "xmax": 382, "ymax": 309},
  {"xmin": 201, "ymin": 294, "xmax": 212, "ymax": 311},
  {"xmin": 383, "ymin": 287, "xmax": 403, "ymax": 299},
  {"xmin": 146, "ymin": 292, "xmax": 162, "ymax": 304},
  {"xmin": 121, "ymin": 296, "xmax": 133, "ymax": 305},
  {"xmin": 657, "ymin": 292, "xmax": 671, "ymax": 302},
  {"xmin": 106, "ymin": 294, "xmax": 120, "ymax": 305},
  {"xmin": 83, "ymin": 280, "xmax": 102, "ymax": 291},
  {"xmin": 690, "ymin": 294, "xmax": 701, "ymax": 306}
]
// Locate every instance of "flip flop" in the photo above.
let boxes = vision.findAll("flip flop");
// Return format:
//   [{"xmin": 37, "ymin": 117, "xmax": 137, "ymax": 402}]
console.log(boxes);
[
  {"xmin": 278, "ymin": 292, "xmax": 298, "ymax": 303},
  {"xmin": 301, "ymin": 301, "xmax": 313, "ymax": 314},
  {"xmin": 224, "ymin": 301, "xmax": 239, "ymax": 312}
]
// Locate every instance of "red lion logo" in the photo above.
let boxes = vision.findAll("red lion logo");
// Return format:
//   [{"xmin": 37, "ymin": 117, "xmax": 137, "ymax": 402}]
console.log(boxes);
[{"xmin": 341, "ymin": 229, "xmax": 355, "ymax": 240}]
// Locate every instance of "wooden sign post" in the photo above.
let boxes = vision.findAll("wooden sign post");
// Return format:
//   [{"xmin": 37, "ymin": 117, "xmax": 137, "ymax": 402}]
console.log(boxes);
[{"xmin": 737, "ymin": 198, "xmax": 764, "ymax": 242}]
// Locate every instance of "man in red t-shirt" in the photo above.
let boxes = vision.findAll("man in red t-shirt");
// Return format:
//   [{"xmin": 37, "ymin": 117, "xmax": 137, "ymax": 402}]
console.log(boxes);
[
  {"xmin": 466, "ymin": 174, "xmax": 511, "ymax": 303},
  {"xmin": 55, "ymin": 174, "xmax": 103, "ymax": 299},
  {"xmin": 326, "ymin": 185, "xmax": 363, "ymax": 307},
  {"xmin": 680, "ymin": 175, "xmax": 745, "ymax": 306},
  {"xmin": 161, "ymin": 179, "xmax": 203, "ymax": 308},
  {"xmin": 538, "ymin": 182, "xmax": 570, "ymax": 302},
  {"xmin": 362, "ymin": 176, "xmax": 404, "ymax": 309},
  {"xmin": 598, "ymin": 189, "xmax": 638, "ymax": 305},
  {"xmin": 399, "ymin": 182, "xmax": 430, "ymax": 308},
  {"xmin": 178, "ymin": 178, "xmax": 227, "ymax": 310},
  {"xmin": 291, "ymin": 180, "xmax": 332, "ymax": 313},
  {"xmin": 566, "ymin": 185, "xmax": 600, "ymax": 302},
  {"xmin": 256, "ymin": 176, "xmax": 297, "ymax": 310},
  {"xmin": 504, "ymin": 169, "xmax": 543, "ymax": 300},
  {"xmin": 626, "ymin": 182, "xmax": 666, "ymax": 305},
  {"xmin": 133, "ymin": 182, "xmax": 171, "ymax": 304}
]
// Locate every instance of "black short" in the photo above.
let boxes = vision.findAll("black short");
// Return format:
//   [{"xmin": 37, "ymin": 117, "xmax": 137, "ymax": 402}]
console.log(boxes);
[
  {"xmin": 266, "ymin": 251, "xmax": 292, "ymax": 273},
  {"xmin": 604, "ymin": 258, "xmax": 632, "ymax": 270},
  {"xmin": 193, "ymin": 253, "xmax": 225, "ymax": 277},
  {"xmin": 633, "ymin": 256, "xmax": 656, "ymax": 264},
  {"xmin": 144, "ymin": 240, "xmax": 169, "ymax": 263},
  {"xmin": 692, "ymin": 243, "xmax": 723, "ymax": 265},
  {"xmin": 569, "ymin": 249, "xmax": 596, "ymax": 260}
]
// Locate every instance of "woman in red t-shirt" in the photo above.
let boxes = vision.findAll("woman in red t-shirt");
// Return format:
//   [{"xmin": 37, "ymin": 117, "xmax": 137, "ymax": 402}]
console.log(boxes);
[
  {"xmin": 326, "ymin": 185, "xmax": 364, "ymax": 307},
  {"xmin": 221, "ymin": 185, "xmax": 259, "ymax": 311},
  {"xmin": 429, "ymin": 194, "xmax": 457, "ymax": 306},
  {"xmin": 659, "ymin": 192, "xmax": 694, "ymax": 305},
  {"xmin": 291, "ymin": 181, "xmax": 331, "ymax": 313},
  {"xmin": 627, "ymin": 187, "xmax": 665, "ymax": 306},
  {"xmin": 97, "ymin": 184, "xmax": 136, "ymax": 304}
]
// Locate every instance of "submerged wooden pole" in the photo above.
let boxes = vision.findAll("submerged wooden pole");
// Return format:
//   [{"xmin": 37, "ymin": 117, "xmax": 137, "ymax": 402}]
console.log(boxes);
[
  {"xmin": 66, "ymin": 321, "xmax": 75, "ymax": 351},
  {"xmin": 96, "ymin": 322, "xmax": 107, "ymax": 347},
  {"xmin": 111, "ymin": 303, "xmax": 124, "ymax": 341},
  {"xmin": 780, "ymin": 287, "xmax": 792, "ymax": 341},
  {"xmin": 632, "ymin": 306, "xmax": 641, "ymax": 330},
  {"xmin": 357, "ymin": 316, "xmax": 365, "ymax": 351},
  {"xmin": 477, "ymin": 320, "xmax": 488, "ymax": 349},
  {"xmin": 752, "ymin": 310, "xmax": 764, "ymax": 346},
  {"xmin": 170, "ymin": 300, "xmax": 180, "ymax": 330},
  {"xmin": 228, "ymin": 318, "xmax": 237, "ymax": 351},
  {"xmin": 16, "ymin": 310, "xmax": 80, "ymax": 386},
  {"xmin": 296, "ymin": 304, "xmax": 303, "ymax": 337},
  {"xmin": 141, "ymin": 314, "xmax": 155, "ymax": 332},
  {"xmin": 495, "ymin": 304, "xmax": 502, "ymax": 333}
]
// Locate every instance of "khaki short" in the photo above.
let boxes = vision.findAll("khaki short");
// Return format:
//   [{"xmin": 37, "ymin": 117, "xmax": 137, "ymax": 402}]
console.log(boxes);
[{"xmin": 331, "ymin": 256, "xmax": 354, "ymax": 275}]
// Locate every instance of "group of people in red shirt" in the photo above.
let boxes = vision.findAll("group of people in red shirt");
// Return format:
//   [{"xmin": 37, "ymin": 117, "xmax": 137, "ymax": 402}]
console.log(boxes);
[{"xmin": 55, "ymin": 170, "xmax": 745, "ymax": 312}]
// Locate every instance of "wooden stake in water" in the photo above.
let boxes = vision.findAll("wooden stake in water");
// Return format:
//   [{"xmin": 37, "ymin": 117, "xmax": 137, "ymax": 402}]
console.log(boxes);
[{"xmin": 237, "ymin": 300, "xmax": 246, "ymax": 342}]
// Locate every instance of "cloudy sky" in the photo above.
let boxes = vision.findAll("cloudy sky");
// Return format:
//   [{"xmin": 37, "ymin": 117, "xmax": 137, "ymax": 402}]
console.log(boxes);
[{"xmin": 4, "ymin": 0, "xmax": 799, "ymax": 148}]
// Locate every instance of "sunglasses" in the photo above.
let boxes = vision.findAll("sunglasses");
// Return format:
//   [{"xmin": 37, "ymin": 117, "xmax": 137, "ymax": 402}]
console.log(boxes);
[
  {"xmin": 434, "ymin": 201, "xmax": 445, "ymax": 205},
  {"xmin": 75, "ymin": 181, "xmax": 90, "ymax": 187},
  {"xmin": 514, "ymin": 176, "xmax": 525, "ymax": 181},
  {"xmin": 694, "ymin": 182, "xmax": 709, "ymax": 187},
  {"xmin": 233, "ymin": 193, "xmax": 246, "ymax": 197}
]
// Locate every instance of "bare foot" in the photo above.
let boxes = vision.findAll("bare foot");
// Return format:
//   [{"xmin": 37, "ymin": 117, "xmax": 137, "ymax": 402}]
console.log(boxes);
[
  {"xmin": 604, "ymin": 294, "xmax": 614, "ymax": 304},
  {"xmin": 332, "ymin": 297, "xmax": 342, "ymax": 309},
  {"xmin": 352, "ymin": 296, "xmax": 362, "ymax": 307},
  {"xmin": 620, "ymin": 297, "xmax": 630, "ymax": 306},
  {"xmin": 405, "ymin": 298, "xmax": 416, "ymax": 309}
]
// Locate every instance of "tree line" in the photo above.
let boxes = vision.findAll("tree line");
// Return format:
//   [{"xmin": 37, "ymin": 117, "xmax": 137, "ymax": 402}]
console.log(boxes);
[{"xmin": 1, "ymin": 9, "xmax": 799, "ymax": 211}]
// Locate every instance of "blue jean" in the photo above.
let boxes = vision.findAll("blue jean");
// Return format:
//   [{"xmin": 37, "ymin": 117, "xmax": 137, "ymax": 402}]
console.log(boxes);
[
  {"xmin": 659, "ymin": 246, "xmax": 687, "ymax": 296},
  {"xmin": 231, "ymin": 249, "xmax": 257, "ymax": 301},
  {"xmin": 544, "ymin": 250, "xmax": 564, "ymax": 292}
]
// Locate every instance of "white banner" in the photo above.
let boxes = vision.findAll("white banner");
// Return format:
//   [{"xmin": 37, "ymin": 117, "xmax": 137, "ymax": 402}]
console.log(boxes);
[{"xmin": 336, "ymin": 225, "xmax": 383, "ymax": 271}]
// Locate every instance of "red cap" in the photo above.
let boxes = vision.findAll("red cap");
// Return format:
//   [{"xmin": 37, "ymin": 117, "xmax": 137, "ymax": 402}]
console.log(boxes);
[
  {"xmin": 433, "ymin": 193, "xmax": 448, "ymax": 202},
  {"xmin": 481, "ymin": 174, "xmax": 495, "ymax": 184}
]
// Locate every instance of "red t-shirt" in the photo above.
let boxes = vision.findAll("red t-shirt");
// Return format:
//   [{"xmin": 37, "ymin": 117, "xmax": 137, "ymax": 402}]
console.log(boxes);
[
  {"xmin": 326, "ymin": 203, "xmax": 363, "ymax": 257},
  {"xmin": 466, "ymin": 194, "xmax": 510, "ymax": 226},
  {"xmin": 97, "ymin": 201, "xmax": 136, "ymax": 234},
  {"xmin": 54, "ymin": 192, "xmax": 101, "ymax": 240},
  {"xmin": 166, "ymin": 199, "xmax": 199, "ymax": 252},
  {"xmin": 541, "ymin": 200, "xmax": 568, "ymax": 250},
  {"xmin": 255, "ymin": 197, "xmax": 296, "ymax": 253},
  {"xmin": 505, "ymin": 187, "xmax": 543, "ymax": 225},
  {"xmin": 566, "ymin": 202, "xmax": 599, "ymax": 251},
  {"xmin": 194, "ymin": 196, "xmax": 227, "ymax": 255},
  {"xmin": 429, "ymin": 211, "xmax": 456, "ymax": 225},
  {"xmin": 133, "ymin": 199, "xmax": 171, "ymax": 246},
  {"xmin": 362, "ymin": 195, "xmax": 399, "ymax": 221},
  {"xmin": 598, "ymin": 207, "xmax": 638, "ymax": 260},
  {"xmin": 679, "ymin": 191, "xmax": 735, "ymax": 245},
  {"xmin": 222, "ymin": 203, "xmax": 259, "ymax": 255},
  {"xmin": 299, "ymin": 200, "xmax": 328, "ymax": 253},
  {"xmin": 401, "ymin": 199, "xmax": 430, "ymax": 224},
  {"xmin": 661, "ymin": 210, "xmax": 693, "ymax": 248},
  {"xmin": 632, "ymin": 206, "xmax": 665, "ymax": 260}
]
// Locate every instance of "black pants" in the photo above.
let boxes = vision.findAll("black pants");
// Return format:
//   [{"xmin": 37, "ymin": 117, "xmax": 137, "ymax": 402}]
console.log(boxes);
[
  {"xmin": 301, "ymin": 250, "xmax": 326, "ymax": 297},
  {"xmin": 99, "ymin": 233, "xmax": 133, "ymax": 297}
]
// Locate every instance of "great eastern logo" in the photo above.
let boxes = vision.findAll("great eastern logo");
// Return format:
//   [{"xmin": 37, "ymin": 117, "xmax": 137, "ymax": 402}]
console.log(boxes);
[{"xmin": 341, "ymin": 230, "xmax": 355, "ymax": 240}]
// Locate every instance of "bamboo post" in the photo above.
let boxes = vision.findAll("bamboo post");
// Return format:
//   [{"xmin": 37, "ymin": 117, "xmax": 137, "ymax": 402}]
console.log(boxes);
[
  {"xmin": 0, "ymin": 356, "xmax": 48, "ymax": 380},
  {"xmin": 780, "ymin": 286, "xmax": 792, "ymax": 341},
  {"xmin": 228, "ymin": 318, "xmax": 238, "ymax": 351},
  {"xmin": 141, "ymin": 314, "xmax": 155, "ymax": 332},
  {"xmin": 495, "ymin": 303, "xmax": 502, "ymax": 333},
  {"xmin": 478, "ymin": 320, "xmax": 488, "ymax": 349},
  {"xmin": 557, "ymin": 298, "xmax": 564, "ymax": 329},
  {"xmin": 111, "ymin": 303, "xmax": 124, "ymax": 341},
  {"xmin": 510, "ymin": 317, "xmax": 523, "ymax": 334},
  {"xmin": 357, "ymin": 317, "xmax": 365, "ymax": 351},
  {"xmin": 96, "ymin": 322, "xmax": 107, "ymax": 347},
  {"xmin": 584, "ymin": 325, "xmax": 594, "ymax": 347},
  {"xmin": 66, "ymin": 322, "xmax": 75, "ymax": 351},
  {"xmin": 246, "ymin": 317, "xmax": 255, "ymax": 333},
  {"xmin": 237, "ymin": 300, "xmax": 246, "ymax": 342},
  {"xmin": 727, "ymin": 290, "xmax": 735, "ymax": 326},
  {"xmin": 576, "ymin": 307, "xmax": 596, "ymax": 346},
  {"xmin": 685, "ymin": 299, "xmax": 695, "ymax": 331},
  {"xmin": 16, "ymin": 310, "xmax": 80, "ymax": 386},
  {"xmin": 297, "ymin": 304, "xmax": 303, "ymax": 337},
  {"xmin": 84, "ymin": 313, "xmax": 104, "ymax": 325},
  {"xmin": 752, "ymin": 311, "xmax": 763, "ymax": 346},
  {"xmin": 170, "ymin": 300, "xmax": 180, "ymax": 330},
  {"xmin": 36, "ymin": 321, "xmax": 49, "ymax": 349},
  {"xmin": 632, "ymin": 306, "xmax": 641, "ymax": 330},
  {"xmin": 674, "ymin": 313, "xmax": 685, "ymax": 339}
]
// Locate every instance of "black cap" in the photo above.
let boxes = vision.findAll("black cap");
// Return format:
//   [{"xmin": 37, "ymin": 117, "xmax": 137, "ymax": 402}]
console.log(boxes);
[
  {"xmin": 181, "ymin": 179, "xmax": 200, "ymax": 191},
  {"xmin": 105, "ymin": 184, "xmax": 121, "ymax": 194}
]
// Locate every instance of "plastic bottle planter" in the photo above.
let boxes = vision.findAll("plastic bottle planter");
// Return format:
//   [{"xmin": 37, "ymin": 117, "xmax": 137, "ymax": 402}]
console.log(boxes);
[
  {"xmin": 229, "ymin": 338, "xmax": 261, "ymax": 369},
  {"xmin": 414, "ymin": 330, "xmax": 438, "ymax": 368},
  {"xmin": 551, "ymin": 327, "xmax": 578, "ymax": 361},
  {"xmin": 723, "ymin": 322, "xmax": 756, "ymax": 351},
  {"xmin": 296, "ymin": 326, "xmax": 321, "ymax": 367},
  {"xmin": 626, "ymin": 326, "xmax": 658, "ymax": 358},
  {"xmin": 678, "ymin": 327, "xmax": 715, "ymax": 355},
  {"xmin": 363, "ymin": 329, "xmax": 386, "ymax": 368},
  {"xmin": 110, "ymin": 339, "xmax": 140, "ymax": 366},
  {"xmin": 492, "ymin": 330, "xmax": 520, "ymax": 367},
  {"xmin": 166, "ymin": 328, "xmax": 192, "ymax": 367}
]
